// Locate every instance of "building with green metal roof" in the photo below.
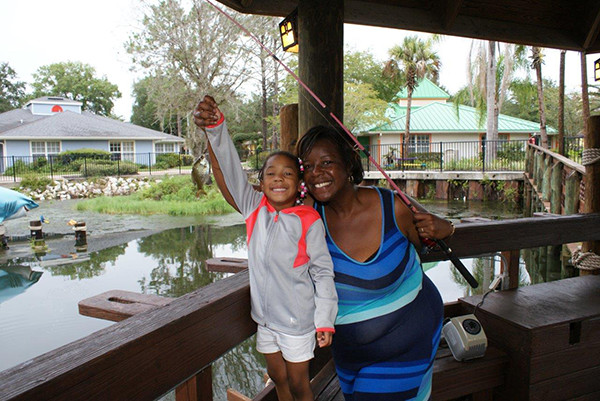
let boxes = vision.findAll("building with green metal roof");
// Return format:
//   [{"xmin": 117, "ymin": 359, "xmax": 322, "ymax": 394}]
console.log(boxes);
[{"xmin": 363, "ymin": 78, "xmax": 556, "ymax": 168}]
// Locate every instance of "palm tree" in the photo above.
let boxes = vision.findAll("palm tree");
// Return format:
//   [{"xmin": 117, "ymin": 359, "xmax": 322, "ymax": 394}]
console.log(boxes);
[
  {"xmin": 531, "ymin": 47, "xmax": 548, "ymax": 148},
  {"xmin": 384, "ymin": 36, "xmax": 440, "ymax": 153}
]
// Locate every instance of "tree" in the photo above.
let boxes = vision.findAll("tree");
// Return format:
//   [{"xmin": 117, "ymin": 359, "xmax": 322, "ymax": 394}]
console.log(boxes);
[
  {"xmin": 0, "ymin": 62, "xmax": 26, "ymax": 112},
  {"xmin": 531, "ymin": 47, "xmax": 548, "ymax": 148},
  {"xmin": 345, "ymin": 51, "xmax": 400, "ymax": 101},
  {"xmin": 384, "ymin": 36, "xmax": 440, "ymax": 152},
  {"xmin": 558, "ymin": 50, "xmax": 566, "ymax": 154},
  {"xmin": 343, "ymin": 82, "xmax": 389, "ymax": 133},
  {"xmin": 127, "ymin": 0, "xmax": 257, "ymax": 156},
  {"xmin": 131, "ymin": 77, "xmax": 161, "ymax": 131},
  {"xmin": 31, "ymin": 61, "xmax": 121, "ymax": 116}
]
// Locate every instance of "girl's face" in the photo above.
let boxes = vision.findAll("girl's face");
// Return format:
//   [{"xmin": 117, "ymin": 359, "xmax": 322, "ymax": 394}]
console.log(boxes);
[
  {"xmin": 260, "ymin": 155, "xmax": 302, "ymax": 211},
  {"xmin": 302, "ymin": 139, "xmax": 349, "ymax": 203}
]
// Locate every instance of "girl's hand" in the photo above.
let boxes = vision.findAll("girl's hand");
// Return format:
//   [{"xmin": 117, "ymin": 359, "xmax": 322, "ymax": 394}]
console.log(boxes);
[
  {"xmin": 317, "ymin": 331, "xmax": 333, "ymax": 348},
  {"xmin": 193, "ymin": 95, "xmax": 222, "ymax": 128},
  {"xmin": 413, "ymin": 212, "xmax": 455, "ymax": 240}
]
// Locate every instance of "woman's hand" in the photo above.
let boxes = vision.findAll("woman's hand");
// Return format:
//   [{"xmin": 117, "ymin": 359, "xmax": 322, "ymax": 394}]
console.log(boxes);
[
  {"xmin": 413, "ymin": 212, "xmax": 455, "ymax": 240},
  {"xmin": 193, "ymin": 95, "xmax": 222, "ymax": 128}
]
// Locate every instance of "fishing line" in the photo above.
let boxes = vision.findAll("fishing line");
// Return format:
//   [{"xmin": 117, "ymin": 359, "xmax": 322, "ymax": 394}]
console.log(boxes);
[{"xmin": 203, "ymin": 0, "xmax": 478, "ymax": 288}]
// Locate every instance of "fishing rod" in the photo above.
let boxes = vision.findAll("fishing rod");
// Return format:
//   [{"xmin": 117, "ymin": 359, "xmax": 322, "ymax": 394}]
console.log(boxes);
[{"xmin": 203, "ymin": 0, "xmax": 478, "ymax": 288}]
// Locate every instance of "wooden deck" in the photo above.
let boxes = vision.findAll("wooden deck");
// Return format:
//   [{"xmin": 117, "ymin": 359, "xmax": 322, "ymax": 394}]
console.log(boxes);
[{"xmin": 1, "ymin": 214, "xmax": 599, "ymax": 401}]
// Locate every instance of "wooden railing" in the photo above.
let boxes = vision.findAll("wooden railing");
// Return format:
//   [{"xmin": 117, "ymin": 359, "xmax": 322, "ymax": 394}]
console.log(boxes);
[
  {"xmin": 525, "ymin": 143, "xmax": 585, "ymax": 216},
  {"xmin": 1, "ymin": 214, "xmax": 599, "ymax": 401}
]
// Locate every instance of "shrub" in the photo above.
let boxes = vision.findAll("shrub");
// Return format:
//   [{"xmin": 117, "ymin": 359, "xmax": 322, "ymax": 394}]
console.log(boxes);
[
  {"xmin": 81, "ymin": 160, "xmax": 138, "ymax": 176},
  {"xmin": 59, "ymin": 149, "xmax": 111, "ymax": 165},
  {"xmin": 19, "ymin": 174, "xmax": 53, "ymax": 192},
  {"xmin": 154, "ymin": 153, "xmax": 181, "ymax": 169}
]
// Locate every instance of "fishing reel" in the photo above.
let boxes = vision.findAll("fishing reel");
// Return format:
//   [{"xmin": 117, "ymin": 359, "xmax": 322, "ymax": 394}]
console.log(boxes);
[{"xmin": 442, "ymin": 314, "xmax": 488, "ymax": 361}]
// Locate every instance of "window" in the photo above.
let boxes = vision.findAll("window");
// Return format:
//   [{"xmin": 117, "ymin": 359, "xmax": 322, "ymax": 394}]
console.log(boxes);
[
  {"xmin": 155, "ymin": 143, "xmax": 177, "ymax": 154},
  {"xmin": 409, "ymin": 135, "xmax": 430, "ymax": 154},
  {"xmin": 31, "ymin": 141, "xmax": 60, "ymax": 160},
  {"xmin": 109, "ymin": 141, "xmax": 135, "ymax": 162}
]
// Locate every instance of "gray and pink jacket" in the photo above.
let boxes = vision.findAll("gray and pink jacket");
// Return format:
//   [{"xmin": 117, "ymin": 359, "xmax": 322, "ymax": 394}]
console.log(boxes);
[{"xmin": 205, "ymin": 119, "xmax": 337, "ymax": 336}]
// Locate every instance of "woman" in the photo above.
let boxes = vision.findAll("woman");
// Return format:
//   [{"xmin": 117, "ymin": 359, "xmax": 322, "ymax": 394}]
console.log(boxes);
[{"xmin": 297, "ymin": 125, "xmax": 454, "ymax": 401}]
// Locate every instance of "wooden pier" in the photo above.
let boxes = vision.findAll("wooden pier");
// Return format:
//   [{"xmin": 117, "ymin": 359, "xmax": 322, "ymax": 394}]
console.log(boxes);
[{"xmin": 1, "ymin": 214, "xmax": 599, "ymax": 401}]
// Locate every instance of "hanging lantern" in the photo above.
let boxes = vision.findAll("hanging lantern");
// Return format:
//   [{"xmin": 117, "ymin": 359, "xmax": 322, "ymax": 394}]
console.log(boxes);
[
  {"xmin": 595, "ymin": 58, "xmax": 600, "ymax": 81},
  {"xmin": 279, "ymin": 8, "xmax": 298, "ymax": 53}
]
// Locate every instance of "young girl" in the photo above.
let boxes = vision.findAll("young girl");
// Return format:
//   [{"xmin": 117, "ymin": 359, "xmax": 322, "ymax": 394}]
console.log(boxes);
[{"xmin": 193, "ymin": 96, "xmax": 337, "ymax": 401}]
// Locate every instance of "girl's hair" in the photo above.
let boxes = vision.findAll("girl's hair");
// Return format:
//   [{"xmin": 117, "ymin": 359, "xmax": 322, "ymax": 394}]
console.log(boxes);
[
  {"xmin": 258, "ymin": 151, "xmax": 301, "ymax": 181},
  {"xmin": 296, "ymin": 125, "xmax": 364, "ymax": 184}
]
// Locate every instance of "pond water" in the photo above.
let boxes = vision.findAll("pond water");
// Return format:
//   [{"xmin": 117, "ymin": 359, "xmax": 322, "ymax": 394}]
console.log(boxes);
[{"xmin": 0, "ymin": 198, "xmax": 527, "ymax": 400}]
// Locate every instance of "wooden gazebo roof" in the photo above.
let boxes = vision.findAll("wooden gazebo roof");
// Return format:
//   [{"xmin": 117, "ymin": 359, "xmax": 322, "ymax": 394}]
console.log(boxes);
[{"xmin": 216, "ymin": 0, "xmax": 600, "ymax": 53}]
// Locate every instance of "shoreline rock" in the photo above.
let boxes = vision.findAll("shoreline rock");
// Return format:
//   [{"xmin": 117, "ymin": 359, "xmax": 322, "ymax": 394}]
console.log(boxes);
[{"xmin": 21, "ymin": 177, "xmax": 155, "ymax": 201}]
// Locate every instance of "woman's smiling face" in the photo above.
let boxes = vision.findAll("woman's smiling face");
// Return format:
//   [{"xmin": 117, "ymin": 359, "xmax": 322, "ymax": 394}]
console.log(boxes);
[{"xmin": 302, "ymin": 139, "xmax": 349, "ymax": 203}]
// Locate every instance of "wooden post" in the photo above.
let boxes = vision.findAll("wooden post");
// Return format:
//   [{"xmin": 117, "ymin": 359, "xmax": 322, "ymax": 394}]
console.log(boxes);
[
  {"xmin": 550, "ymin": 162, "xmax": 562, "ymax": 214},
  {"xmin": 524, "ymin": 185, "xmax": 533, "ymax": 217},
  {"xmin": 582, "ymin": 116, "xmax": 600, "ymax": 275},
  {"xmin": 542, "ymin": 156, "xmax": 552, "ymax": 202},
  {"xmin": 501, "ymin": 250, "xmax": 520, "ymax": 289},
  {"xmin": 175, "ymin": 366, "xmax": 213, "ymax": 401},
  {"xmin": 280, "ymin": 103, "xmax": 298, "ymax": 153},
  {"xmin": 298, "ymin": 0, "xmax": 344, "ymax": 135},
  {"xmin": 564, "ymin": 170, "xmax": 582, "ymax": 215}
]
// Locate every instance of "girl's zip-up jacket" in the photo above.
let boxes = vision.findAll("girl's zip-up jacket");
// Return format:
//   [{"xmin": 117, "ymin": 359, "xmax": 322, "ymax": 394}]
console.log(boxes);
[{"xmin": 205, "ymin": 119, "xmax": 338, "ymax": 336}]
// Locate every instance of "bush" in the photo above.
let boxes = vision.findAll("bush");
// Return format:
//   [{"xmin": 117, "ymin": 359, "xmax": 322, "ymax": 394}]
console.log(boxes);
[
  {"xmin": 19, "ymin": 174, "xmax": 53, "ymax": 192},
  {"xmin": 181, "ymin": 154, "xmax": 194, "ymax": 166},
  {"xmin": 136, "ymin": 175, "xmax": 195, "ymax": 201},
  {"xmin": 249, "ymin": 150, "xmax": 270, "ymax": 170},
  {"xmin": 81, "ymin": 160, "xmax": 138, "ymax": 176},
  {"xmin": 154, "ymin": 153, "xmax": 181, "ymax": 169},
  {"xmin": 59, "ymin": 149, "xmax": 111, "ymax": 165}
]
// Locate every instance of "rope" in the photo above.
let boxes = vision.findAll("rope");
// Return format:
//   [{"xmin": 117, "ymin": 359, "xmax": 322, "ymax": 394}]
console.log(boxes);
[
  {"xmin": 582, "ymin": 148, "xmax": 600, "ymax": 166},
  {"xmin": 571, "ymin": 249, "xmax": 600, "ymax": 271}
]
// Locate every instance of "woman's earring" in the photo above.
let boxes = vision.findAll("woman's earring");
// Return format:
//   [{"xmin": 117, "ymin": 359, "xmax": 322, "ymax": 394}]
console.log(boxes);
[
  {"xmin": 348, "ymin": 175, "xmax": 355, "ymax": 184},
  {"xmin": 296, "ymin": 181, "xmax": 308, "ymax": 205}
]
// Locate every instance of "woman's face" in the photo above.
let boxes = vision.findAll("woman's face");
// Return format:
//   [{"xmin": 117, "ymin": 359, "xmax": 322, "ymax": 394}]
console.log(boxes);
[{"xmin": 302, "ymin": 139, "xmax": 349, "ymax": 203}]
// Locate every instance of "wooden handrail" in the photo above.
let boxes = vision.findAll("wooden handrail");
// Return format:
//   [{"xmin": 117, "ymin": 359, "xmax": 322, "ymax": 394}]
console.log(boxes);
[
  {"xmin": 1, "ymin": 214, "xmax": 600, "ymax": 400},
  {"xmin": 528, "ymin": 143, "xmax": 585, "ymax": 174}
]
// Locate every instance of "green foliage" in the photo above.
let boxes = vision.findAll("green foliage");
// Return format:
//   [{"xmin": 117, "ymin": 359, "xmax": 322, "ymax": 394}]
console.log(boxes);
[
  {"xmin": 0, "ymin": 62, "xmax": 26, "ymax": 112},
  {"xmin": 58, "ymin": 149, "xmax": 111, "ymax": 164},
  {"xmin": 344, "ymin": 51, "xmax": 400, "ymax": 102},
  {"xmin": 31, "ymin": 61, "xmax": 121, "ymax": 116},
  {"xmin": 344, "ymin": 82, "xmax": 390, "ymax": 132},
  {"xmin": 249, "ymin": 150, "xmax": 270, "ymax": 170},
  {"xmin": 19, "ymin": 174, "xmax": 53, "ymax": 192},
  {"xmin": 82, "ymin": 160, "xmax": 138, "ymax": 176},
  {"xmin": 130, "ymin": 76, "xmax": 161, "ymax": 131},
  {"xmin": 3, "ymin": 160, "xmax": 34, "ymax": 176},
  {"xmin": 154, "ymin": 153, "xmax": 182, "ymax": 169},
  {"xmin": 76, "ymin": 180, "xmax": 235, "ymax": 216},
  {"xmin": 496, "ymin": 142, "xmax": 525, "ymax": 161}
]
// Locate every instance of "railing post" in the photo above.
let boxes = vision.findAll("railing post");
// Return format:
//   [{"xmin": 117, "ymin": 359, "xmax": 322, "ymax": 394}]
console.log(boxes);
[
  {"xmin": 550, "ymin": 161, "xmax": 562, "ymax": 214},
  {"xmin": 501, "ymin": 249, "xmax": 520, "ymax": 290},
  {"xmin": 175, "ymin": 365, "xmax": 213, "ymax": 401},
  {"xmin": 84, "ymin": 157, "xmax": 88, "ymax": 177},
  {"xmin": 49, "ymin": 155, "xmax": 54, "ymax": 180},
  {"xmin": 12, "ymin": 156, "xmax": 16, "ymax": 182},
  {"xmin": 439, "ymin": 142, "xmax": 443, "ymax": 172},
  {"xmin": 482, "ymin": 140, "xmax": 486, "ymax": 173},
  {"xmin": 582, "ymin": 116, "xmax": 600, "ymax": 275},
  {"xmin": 148, "ymin": 152, "xmax": 152, "ymax": 176}
]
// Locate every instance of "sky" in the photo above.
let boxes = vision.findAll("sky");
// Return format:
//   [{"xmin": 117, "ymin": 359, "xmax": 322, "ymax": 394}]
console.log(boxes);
[{"xmin": 1, "ymin": 0, "xmax": 598, "ymax": 121}]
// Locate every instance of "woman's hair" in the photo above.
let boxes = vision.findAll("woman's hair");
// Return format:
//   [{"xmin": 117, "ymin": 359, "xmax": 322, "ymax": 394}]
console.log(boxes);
[
  {"xmin": 296, "ymin": 125, "xmax": 364, "ymax": 184},
  {"xmin": 258, "ymin": 150, "xmax": 301, "ymax": 181}
]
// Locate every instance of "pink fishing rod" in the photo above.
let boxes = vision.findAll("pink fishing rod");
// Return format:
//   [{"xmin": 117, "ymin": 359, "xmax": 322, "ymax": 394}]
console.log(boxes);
[{"xmin": 203, "ymin": 0, "xmax": 478, "ymax": 288}]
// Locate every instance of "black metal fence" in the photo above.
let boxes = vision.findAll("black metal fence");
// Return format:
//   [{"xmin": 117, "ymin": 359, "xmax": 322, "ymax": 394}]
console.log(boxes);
[
  {"xmin": 563, "ymin": 136, "xmax": 584, "ymax": 164},
  {"xmin": 362, "ymin": 140, "xmax": 529, "ymax": 172},
  {"xmin": 0, "ymin": 153, "xmax": 194, "ymax": 183}
]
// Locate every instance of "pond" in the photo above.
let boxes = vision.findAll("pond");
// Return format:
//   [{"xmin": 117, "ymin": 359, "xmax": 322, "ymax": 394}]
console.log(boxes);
[{"xmin": 0, "ymin": 198, "xmax": 527, "ymax": 400}]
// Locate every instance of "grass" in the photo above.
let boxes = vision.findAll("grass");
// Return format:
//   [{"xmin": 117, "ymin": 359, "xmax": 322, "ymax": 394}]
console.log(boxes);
[{"xmin": 76, "ymin": 175, "xmax": 236, "ymax": 216}]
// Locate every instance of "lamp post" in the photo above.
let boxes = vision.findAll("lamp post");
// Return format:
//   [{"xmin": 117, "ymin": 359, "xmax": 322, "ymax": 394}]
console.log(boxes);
[{"xmin": 279, "ymin": 8, "xmax": 298, "ymax": 53}]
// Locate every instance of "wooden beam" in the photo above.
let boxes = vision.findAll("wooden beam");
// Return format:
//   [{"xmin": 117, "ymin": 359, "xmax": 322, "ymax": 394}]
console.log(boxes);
[
  {"xmin": 443, "ymin": 0, "xmax": 464, "ymax": 30},
  {"xmin": 582, "ymin": 116, "xmax": 600, "ymax": 274},
  {"xmin": 422, "ymin": 214, "xmax": 600, "ymax": 262},
  {"xmin": 583, "ymin": 5, "xmax": 600, "ymax": 50}
]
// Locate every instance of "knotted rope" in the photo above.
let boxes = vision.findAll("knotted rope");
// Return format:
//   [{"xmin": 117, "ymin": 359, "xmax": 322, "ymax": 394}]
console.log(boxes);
[
  {"xmin": 572, "ymin": 249, "xmax": 600, "ymax": 271},
  {"xmin": 582, "ymin": 148, "xmax": 600, "ymax": 166}
]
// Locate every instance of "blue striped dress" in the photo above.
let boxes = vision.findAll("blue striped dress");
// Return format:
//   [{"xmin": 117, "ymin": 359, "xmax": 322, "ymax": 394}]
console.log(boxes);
[{"xmin": 315, "ymin": 187, "xmax": 443, "ymax": 401}]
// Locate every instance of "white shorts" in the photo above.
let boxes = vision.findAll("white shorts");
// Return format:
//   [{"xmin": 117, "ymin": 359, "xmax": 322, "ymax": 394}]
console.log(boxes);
[{"xmin": 256, "ymin": 325, "xmax": 315, "ymax": 363}]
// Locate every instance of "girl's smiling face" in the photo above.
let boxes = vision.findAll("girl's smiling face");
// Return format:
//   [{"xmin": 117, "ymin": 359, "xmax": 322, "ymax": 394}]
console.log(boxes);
[
  {"xmin": 259, "ymin": 154, "xmax": 302, "ymax": 211},
  {"xmin": 302, "ymin": 139, "xmax": 349, "ymax": 203}
]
